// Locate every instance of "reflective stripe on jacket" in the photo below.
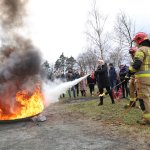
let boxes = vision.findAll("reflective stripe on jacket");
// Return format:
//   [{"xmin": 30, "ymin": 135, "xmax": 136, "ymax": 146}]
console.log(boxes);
[
  {"xmin": 135, "ymin": 70, "xmax": 150, "ymax": 78},
  {"xmin": 143, "ymin": 113, "xmax": 150, "ymax": 119},
  {"xmin": 129, "ymin": 46, "xmax": 150, "ymax": 73}
]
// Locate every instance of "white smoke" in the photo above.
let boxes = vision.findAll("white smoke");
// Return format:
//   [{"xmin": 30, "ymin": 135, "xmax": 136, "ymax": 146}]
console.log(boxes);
[{"xmin": 42, "ymin": 74, "xmax": 89, "ymax": 107}]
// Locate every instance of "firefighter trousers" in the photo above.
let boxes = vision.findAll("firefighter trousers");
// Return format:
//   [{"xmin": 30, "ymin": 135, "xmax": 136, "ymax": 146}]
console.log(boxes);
[{"xmin": 135, "ymin": 76, "xmax": 150, "ymax": 121}]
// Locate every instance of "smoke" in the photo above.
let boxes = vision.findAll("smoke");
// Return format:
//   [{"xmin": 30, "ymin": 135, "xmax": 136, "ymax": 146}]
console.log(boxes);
[
  {"xmin": 0, "ymin": 0, "xmax": 28, "ymax": 29},
  {"xmin": 0, "ymin": 42, "xmax": 42, "ymax": 114},
  {"xmin": 0, "ymin": 40, "xmax": 41, "ymax": 82},
  {"xmin": 43, "ymin": 75, "xmax": 89, "ymax": 106},
  {"xmin": 0, "ymin": 0, "xmax": 88, "ymax": 117},
  {"xmin": 0, "ymin": 0, "xmax": 43, "ymax": 115}
]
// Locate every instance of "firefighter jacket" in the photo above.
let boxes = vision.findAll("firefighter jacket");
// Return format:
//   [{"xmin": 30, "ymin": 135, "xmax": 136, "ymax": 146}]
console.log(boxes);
[
  {"xmin": 129, "ymin": 46, "xmax": 150, "ymax": 120},
  {"xmin": 129, "ymin": 46, "xmax": 150, "ymax": 75}
]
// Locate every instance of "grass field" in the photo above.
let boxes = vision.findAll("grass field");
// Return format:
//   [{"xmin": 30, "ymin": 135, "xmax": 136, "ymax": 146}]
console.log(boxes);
[
  {"xmin": 65, "ymin": 96, "xmax": 143, "ymax": 125},
  {"xmin": 59, "ymin": 87, "xmax": 150, "ymax": 133}
]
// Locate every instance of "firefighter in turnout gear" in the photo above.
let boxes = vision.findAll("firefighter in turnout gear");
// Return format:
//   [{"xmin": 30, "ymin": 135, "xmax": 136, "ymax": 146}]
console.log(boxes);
[
  {"xmin": 124, "ymin": 47, "xmax": 137, "ymax": 108},
  {"xmin": 126, "ymin": 32, "xmax": 150, "ymax": 125},
  {"xmin": 125, "ymin": 47, "xmax": 145, "ymax": 110}
]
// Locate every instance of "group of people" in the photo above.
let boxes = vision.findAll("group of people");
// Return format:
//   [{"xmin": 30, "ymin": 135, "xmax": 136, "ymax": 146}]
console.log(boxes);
[
  {"xmin": 65, "ymin": 68, "xmax": 96, "ymax": 98},
  {"xmin": 94, "ymin": 60, "xmax": 131, "ymax": 106},
  {"xmin": 94, "ymin": 31, "xmax": 150, "ymax": 125},
  {"xmin": 95, "ymin": 60, "xmax": 115, "ymax": 105},
  {"xmin": 108, "ymin": 63, "xmax": 129, "ymax": 99},
  {"xmin": 58, "ymin": 31, "xmax": 150, "ymax": 125}
]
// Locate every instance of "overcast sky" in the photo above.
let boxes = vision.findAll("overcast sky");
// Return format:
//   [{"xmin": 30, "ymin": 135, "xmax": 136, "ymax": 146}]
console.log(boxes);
[{"xmin": 27, "ymin": 0, "xmax": 150, "ymax": 64}]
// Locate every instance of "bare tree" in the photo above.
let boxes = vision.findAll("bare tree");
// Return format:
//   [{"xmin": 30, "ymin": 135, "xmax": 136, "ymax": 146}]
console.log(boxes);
[
  {"xmin": 76, "ymin": 53, "xmax": 87, "ymax": 72},
  {"xmin": 85, "ymin": 49, "xmax": 98, "ymax": 71},
  {"xmin": 76, "ymin": 49, "xmax": 98, "ymax": 73},
  {"xmin": 110, "ymin": 11, "xmax": 136, "ymax": 66},
  {"xmin": 107, "ymin": 33, "xmax": 129, "ymax": 67},
  {"xmin": 114, "ymin": 11, "xmax": 136, "ymax": 48},
  {"xmin": 86, "ymin": 0, "xmax": 108, "ymax": 60},
  {"xmin": 108, "ymin": 47, "xmax": 128, "ymax": 67}
]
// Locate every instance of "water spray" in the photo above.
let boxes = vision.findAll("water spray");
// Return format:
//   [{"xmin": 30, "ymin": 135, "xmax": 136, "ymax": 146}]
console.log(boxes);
[{"xmin": 43, "ymin": 74, "xmax": 89, "ymax": 106}]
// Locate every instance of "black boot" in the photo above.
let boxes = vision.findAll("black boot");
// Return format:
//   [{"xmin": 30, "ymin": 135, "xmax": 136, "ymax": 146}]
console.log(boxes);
[
  {"xmin": 138, "ymin": 99, "xmax": 145, "ymax": 111},
  {"xmin": 108, "ymin": 90, "xmax": 115, "ymax": 104},
  {"xmin": 98, "ymin": 96, "xmax": 103, "ymax": 106}
]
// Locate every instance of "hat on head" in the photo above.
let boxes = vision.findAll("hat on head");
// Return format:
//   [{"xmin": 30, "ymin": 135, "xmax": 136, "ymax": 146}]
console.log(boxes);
[{"xmin": 97, "ymin": 59, "xmax": 104, "ymax": 65}]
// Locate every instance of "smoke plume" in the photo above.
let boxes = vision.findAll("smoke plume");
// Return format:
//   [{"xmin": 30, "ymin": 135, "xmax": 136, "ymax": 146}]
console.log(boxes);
[
  {"xmin": 0, "ymin": 0, "xmax": 42, "ymax": 115},
  {"xmin": 0, "ymin": 0, "xmax": 28, "ymax": 29},
  {"xmin": 0, "ymin": 0, "xmax": 88, "ymax": 118}
]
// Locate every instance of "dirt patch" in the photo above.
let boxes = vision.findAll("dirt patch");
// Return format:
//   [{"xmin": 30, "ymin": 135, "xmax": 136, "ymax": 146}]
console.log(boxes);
[{"xmin": 0, "ymin": 102, "xmax": 149, "ymax": 150}]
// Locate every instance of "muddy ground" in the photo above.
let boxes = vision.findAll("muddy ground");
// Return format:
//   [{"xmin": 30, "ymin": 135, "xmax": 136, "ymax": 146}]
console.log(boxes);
[{"xmin": 0, "ymin": 102, "xmax": 150, "ymax": 150}]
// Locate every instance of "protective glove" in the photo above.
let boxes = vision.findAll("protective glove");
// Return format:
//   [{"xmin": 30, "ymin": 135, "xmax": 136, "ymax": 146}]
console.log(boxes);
[{"xmin": 125, "ymin": 70, "xmax": 134, "ymax": 82}]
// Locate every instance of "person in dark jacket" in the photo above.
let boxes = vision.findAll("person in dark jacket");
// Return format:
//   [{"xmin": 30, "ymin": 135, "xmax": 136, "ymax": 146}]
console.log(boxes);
[
  {"xmin": 87, "ymin": 70, "xmax": 96, "ymax": 96},
  {"xmin": 60, "ymin": 71, "xmax": 66, "ymax": 98},
  {"xmin": 74, "ymin": 69, "xmax": 80, "ymax": 96},
  {"xmin": 95, "ymin": 60, "xmax": 115, "ymax": 105},
  {"xmin": 119, "ymin": 64, "xmax": 129, "ymax": 98},
  {"xmin": 66, "ymin": 68, "xmax": 76, "ymax": 98},
  {"xmin": 109, "ymin": 63, "xmax": 117, "ymax": 89}
]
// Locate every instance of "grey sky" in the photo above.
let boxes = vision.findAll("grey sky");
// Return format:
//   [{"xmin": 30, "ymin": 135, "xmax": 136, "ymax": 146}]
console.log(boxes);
[{"xmin": 27, "ymin": 0, "xmax": 150, "ymax": 64}]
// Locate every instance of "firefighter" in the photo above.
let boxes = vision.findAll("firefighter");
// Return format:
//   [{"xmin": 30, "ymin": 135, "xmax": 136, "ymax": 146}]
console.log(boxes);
[
  {"xmin": 124, "ymin": 47, "xmax": 137, "ymax": 108},
  {"xmin": 126, "ymin": 32, "xmax": 150, "ymax": 125},
  {"xmin": 124, "ymin": 47, "xmax": 145, "ymax": 110}
]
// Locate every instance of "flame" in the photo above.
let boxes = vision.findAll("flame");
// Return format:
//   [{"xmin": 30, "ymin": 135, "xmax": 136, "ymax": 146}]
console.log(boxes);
[{"xmin": 0, "ymin": 85, "xmax": 45, "ymax": 120}]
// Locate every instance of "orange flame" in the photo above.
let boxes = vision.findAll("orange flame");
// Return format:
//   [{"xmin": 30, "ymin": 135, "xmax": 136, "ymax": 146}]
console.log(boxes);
[{"xmin": 0, "ymin": 85, "xmax": 45, "ymax": 120}]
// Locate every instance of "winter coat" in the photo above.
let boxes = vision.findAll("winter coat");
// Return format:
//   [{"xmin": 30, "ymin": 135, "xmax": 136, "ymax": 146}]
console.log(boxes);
[
  {"xmin": 74, "ymin": 72, "xmax": 80, "ymax": 86},
  {"xmin": 74, "ymin": 72, "xmax": 80, "ymax": 79},
  {"xmin": 95, "ymin": 63, "xmax": 110, "ymax": 89},
  {"xmin": 119, "ymin": 65, "xmax": 128, "ymax": 81},
  {"xmin": 66, "ymin": 71, "xmax": 75, "ymax": 81},
  {"xmin": 79, "ymin": 79, "xmax": 87, "ymax": 91},
  {"xmin": 109, "ymin": 66, "xmax": 117, "ymax": 82},
  {"xmin": 87, "ymin": 75, "xmax": 96, "ymax": 86}
]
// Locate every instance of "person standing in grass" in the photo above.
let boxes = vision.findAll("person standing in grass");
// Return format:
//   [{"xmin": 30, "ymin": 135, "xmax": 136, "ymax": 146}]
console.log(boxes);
[
  {"xmin": 124, "ymin": 47, "xmax": 145, "ymax": 110},
  {"xmin": 119, "ymin": 64, "xmax": 129, "ymax": 99},
  {"xmin": 74, "ymin": 69, "xmax": 80, "ymax": 96},
  {"xmin": 66, "ymin": 68, "xmax": 76, "ymax": 98},
  {"xmin": 95, "ymin": 59, "xmax": 115, "ymax": 105},
  {"xmin": 87, "ymin": 70, "xmax": 96, "ymax": 96},
  {"xmin": 109, "ymin": 63, "xmax": 117, "ymax": 90},
  {"xmin": 126, "ymin": 32, "xmax": 150, "ymax": 125},
  {"xmin": 79, "ymin": 71, "xmax": 87, "ymax": 96}
]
